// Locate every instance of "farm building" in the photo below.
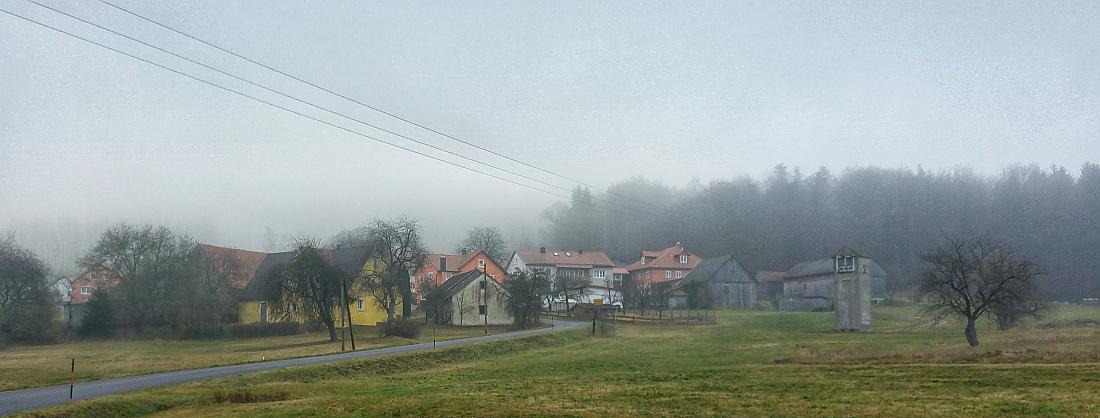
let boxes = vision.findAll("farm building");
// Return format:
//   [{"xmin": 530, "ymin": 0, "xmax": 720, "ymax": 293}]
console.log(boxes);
[
  {"xmin": 676, "ymin": 255, "xmax": 758, "ymax": 308},
  {"xmin": 779, "ymin": 249, "xmax": 886, "ymax": 314},
  {"xmin": 437, "ymin": 270, "xmax": 511, "ymax": 326}
]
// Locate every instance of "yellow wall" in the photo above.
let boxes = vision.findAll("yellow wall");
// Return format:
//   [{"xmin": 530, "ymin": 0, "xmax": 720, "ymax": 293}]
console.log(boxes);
[{"xmin": 237, "ymin": 292, "xmax": 401, "ymax": 325}]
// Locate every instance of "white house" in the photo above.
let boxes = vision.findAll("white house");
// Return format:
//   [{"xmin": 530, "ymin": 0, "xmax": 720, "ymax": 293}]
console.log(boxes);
[{"xmin": 506, "ymin": 247, "xmax": 621, "ymax": 308}]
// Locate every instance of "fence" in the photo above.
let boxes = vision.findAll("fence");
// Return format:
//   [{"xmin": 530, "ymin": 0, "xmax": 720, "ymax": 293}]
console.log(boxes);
[{"xmin": 542, "ymin": 309, "xmax": 716, "ymax": 326}]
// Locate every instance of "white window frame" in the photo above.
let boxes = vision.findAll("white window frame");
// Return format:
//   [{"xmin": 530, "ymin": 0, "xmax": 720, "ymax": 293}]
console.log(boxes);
[
  {"xmin": 357, "ymin": 299, "xmax": 365, "ymax": 312},
  {"xmin": 478, "ymin": 258, "xmax": 486, "ymax": 269},
  {"xmin": 80, "ymin": 286, "xmax": 92, "ymax": 295},
  {"xmin": 645, "ymin": 271, "xmax": 651, "ymax": 279},
  {"xmin": 679, "ymin": 255, "xmax": 689, "ymax": 264},
  {"xmin": 593, "ymin": 269, "xmax": 605, "ymax": 279},
  {"xmin": 640, "ymin": 256, "xmax": 646, "ymax": 264},
  {"xmin": 665, "ymin": 270, "xmax": 672, "ymax": 279},
  {"xmin": 676, "ymin": 271, "xmax": 682, "ymax": 279}
]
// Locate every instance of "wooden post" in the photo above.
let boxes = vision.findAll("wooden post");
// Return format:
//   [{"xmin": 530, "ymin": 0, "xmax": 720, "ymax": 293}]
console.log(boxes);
[{"xmin": 69, "ymin": 357, "xmax": 75, "ymax": 402}]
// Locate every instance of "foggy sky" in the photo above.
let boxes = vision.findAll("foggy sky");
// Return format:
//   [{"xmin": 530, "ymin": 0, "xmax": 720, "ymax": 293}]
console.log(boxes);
[{"xmin": 2, "ymin": 0, "xmax": 1099, "ymax": 254}]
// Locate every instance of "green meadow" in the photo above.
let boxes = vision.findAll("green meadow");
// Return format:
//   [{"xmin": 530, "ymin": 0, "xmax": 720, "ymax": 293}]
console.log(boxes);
[{"xmin": 21, "ymin": 305, "xmax": 1100, "ymax": 417}]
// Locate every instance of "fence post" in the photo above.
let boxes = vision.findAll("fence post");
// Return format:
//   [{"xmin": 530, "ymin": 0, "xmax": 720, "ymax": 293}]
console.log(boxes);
[{"xmin": 69, "ymin": 357, "xmax": 75, "ymax": 402}]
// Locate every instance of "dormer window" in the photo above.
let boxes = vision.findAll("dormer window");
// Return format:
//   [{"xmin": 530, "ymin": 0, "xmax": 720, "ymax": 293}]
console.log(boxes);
[
  {"xmin": 679, "ymin": 255, "xmax": 689, "ymax": 264},
  {"xmin": 835, "ymin": 256, "xmax": 856, "ymax": 273},
  {"xmin": 640, "ymin": 256, "xmax": 646, "ymax": 265},
  {"xmin": 478, "ymin": 259, "xmax": 486, "ymax": 269}
]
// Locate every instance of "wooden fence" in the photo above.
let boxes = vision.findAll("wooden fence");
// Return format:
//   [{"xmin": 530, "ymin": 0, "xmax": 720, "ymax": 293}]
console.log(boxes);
[{"xmin": 542, "ymin": 309, "xmax": 716, "ymax": 325}]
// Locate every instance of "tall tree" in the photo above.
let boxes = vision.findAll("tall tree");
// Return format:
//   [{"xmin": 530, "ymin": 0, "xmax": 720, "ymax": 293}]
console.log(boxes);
[
  {"xmin": 0, "ymin": 239, "xmax": 58, "ymax": 343},
  {"xmin": 263, "ymin": 239, "xmax": 345, "ymax": 342},
  {"xmin": 357, "ymin": 218, "xmax": 426, "ymax": 321},
  {"xmin": 458, "ymin": 226, "xmax": 507, "ymax": 261},
  {"xmin": 500, "ymin": 269, "xmax": 551, "ymax": 328},
  {"xmin": 80, "ymin": 224, "xmax": 195, "ymax": 331},
  {"xmin": 918, "ymin": 236, "xmax": 1042, "ymax": 346}
]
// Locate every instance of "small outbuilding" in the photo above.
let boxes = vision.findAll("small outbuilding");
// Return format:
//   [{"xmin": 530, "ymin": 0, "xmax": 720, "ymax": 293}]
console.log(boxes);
[
  {"xmin": 439, "ymin": 270, "xmax": 512, "ymax": 326},
  {"xmin": 678, "ymin": 255, "xmax": 757, "ymax": 308}
]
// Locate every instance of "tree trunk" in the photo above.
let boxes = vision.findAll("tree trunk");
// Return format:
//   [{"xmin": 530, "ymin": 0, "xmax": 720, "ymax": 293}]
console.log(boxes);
[
  {"xmin": 964, "ymin": 317, "xmax": 979, "ymax": 347},
  {"xmin": 323, "ymin": 315, "xmax": 337, "ymax": 342}
]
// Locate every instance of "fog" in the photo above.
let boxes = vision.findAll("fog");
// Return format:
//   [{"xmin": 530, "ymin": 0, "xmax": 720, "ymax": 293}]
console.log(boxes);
[{"xmin": 2, "ymin": 1, "xmax": 1099, "ymax": 275}]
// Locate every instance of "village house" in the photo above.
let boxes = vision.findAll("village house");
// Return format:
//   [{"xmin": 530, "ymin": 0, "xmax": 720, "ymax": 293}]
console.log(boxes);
[
  {"xmin": 62, "ymin": 266, "xmax": 119, "ymax": 327},
  {"xmin": 778, "ymin": 247, "xmax": 887, "ymax": 314},
  {"xmin": 507, "ymin": 248, "xmax": 620, "ymax": 307},
  {"xmin": 436, "ymin": 270, "xmax": 511, "ymax": 326},
  {"xmin": 676, "ymin": 255, "xmax": 758, "ymax": 308},
  {"xmin": 198, "ymin": 243, "xmax": 394, "ymax": 325},
  {"xmin": 624, "ymin": 242, "xmax": 702, "ymax": 284},
  {"xmin": 412, "ymin": 250, "xmax": 505, "ymax": 302}
]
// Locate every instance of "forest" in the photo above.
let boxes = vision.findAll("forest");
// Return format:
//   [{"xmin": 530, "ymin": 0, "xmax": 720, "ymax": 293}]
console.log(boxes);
[{"xmin": 541, "ymin": 163, "xmax": 1100, "ymax": 301}]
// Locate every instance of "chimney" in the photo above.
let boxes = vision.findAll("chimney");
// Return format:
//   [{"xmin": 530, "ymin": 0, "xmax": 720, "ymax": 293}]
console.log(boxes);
[
  {"xmin": 439, "ymin": 256, "xmax": 447, "ymax": 272},
  {"xmin": 539, "ymin": 247, "xmax": 546, "ymax": 253}
]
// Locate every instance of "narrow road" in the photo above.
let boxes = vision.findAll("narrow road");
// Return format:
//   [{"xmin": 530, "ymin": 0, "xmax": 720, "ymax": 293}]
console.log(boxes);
[{"xmin": 0, "ymin": 320, "xmax": 584, "ymax": 415}]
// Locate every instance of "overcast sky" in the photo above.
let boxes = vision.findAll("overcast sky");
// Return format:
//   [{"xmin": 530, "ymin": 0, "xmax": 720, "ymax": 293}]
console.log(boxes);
[{"xmin": 2, "ymin": 0, "xmax": 1098, "ymax": 253}]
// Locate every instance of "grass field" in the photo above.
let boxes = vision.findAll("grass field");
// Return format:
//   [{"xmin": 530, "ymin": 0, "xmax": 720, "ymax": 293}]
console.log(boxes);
[
  {"xmin": 19, "ymin": 305, "xmax": 1100, "ymax": 417},
  {"xmin": 0, "ymin": 323, "xmax": 517, "ymax": 392}
]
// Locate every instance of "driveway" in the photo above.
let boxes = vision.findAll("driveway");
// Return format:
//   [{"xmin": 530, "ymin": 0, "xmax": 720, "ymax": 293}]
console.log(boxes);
[{"xmin": 0, "ymin": 320, "xmax": 584, "ymax": 415}]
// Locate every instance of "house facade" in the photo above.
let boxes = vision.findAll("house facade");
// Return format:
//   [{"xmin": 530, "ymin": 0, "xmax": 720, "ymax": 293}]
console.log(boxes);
[
  {"xmin": 438, "ymin": 270, "xmax": 512, "ymax": 326},
  {"xmin": 63, "ymin": 267, "xmax": 119, "ymax": 327},
  {"xmin": 624, "ymin": 242, "xmax": 702, "ymax": 284},
  {"xmin": 506, "ymin": 248, "xmax": 620, "ymax": 307},
  {"xmin": 412, "ymin": 250, "xmax": 505, "ymax": 302}
]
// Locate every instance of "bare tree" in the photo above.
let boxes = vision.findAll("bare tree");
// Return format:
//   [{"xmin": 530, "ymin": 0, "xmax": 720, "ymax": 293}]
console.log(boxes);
[
  {"xmin": 458, "ymin": 226, "xmax": 507, "ymax": 261},
  {"xmin": 358, "ymin": 218, "xmax": 426, "ymax": 321},
  {"xmin": 0, "ymin": 238, "xmax": 58, "ymax": 342},
  {"xmin": 918, "ymin": 236, "xmax": 1042, "ymax": 346},
  {"xmin": 622, "ymin": 277, "xmax": 659, "ymax": 315},
  {"xmin": 263, "ymin": 239, "xmax": 345, "ymax": 342},
  {"xmin": 500, "ymin": 268, "xmax": 551, "ymax": 328}
]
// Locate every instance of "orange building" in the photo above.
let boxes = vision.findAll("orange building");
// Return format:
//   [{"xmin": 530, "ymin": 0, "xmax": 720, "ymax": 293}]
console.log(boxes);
[
  {"xmin": 624, "ymin": 242, "xmax": 702, "ymax": 284},
  {"xmin": 69, "ymin": 266, "xmax": 119, "ymax": 304},
  {"xmin": 413, "ymin": 250, "xmax": 505, "ymax": 301}
]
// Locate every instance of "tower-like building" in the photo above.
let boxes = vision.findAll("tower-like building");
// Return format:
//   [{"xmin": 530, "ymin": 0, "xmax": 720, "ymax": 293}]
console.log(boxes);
[{"xmin": 833, "ymin": 247, "xmax": 872, "ymax": 331}]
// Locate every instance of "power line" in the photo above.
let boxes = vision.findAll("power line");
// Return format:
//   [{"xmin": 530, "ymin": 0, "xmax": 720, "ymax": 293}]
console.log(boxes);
[
  {"xmin": 97, "ymin": 0, "xmax": 673, "ymax": 216},
  {"xmin": 28, "ymin": 0, "xmax": 671, "ymax": 223},
  {"xmin": 2, "ymin": 6, "xmax": 684, "ymax": 231},
  {"xmin": 0, "ymin": 7, "xmax": 569, "ymax": 201}
]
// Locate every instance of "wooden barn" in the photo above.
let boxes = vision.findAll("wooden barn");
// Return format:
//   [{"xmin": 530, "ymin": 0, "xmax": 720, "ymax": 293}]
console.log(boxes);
[{"xmin": 677, "ymin": 255, "xmax": 757, "ymax": 308}]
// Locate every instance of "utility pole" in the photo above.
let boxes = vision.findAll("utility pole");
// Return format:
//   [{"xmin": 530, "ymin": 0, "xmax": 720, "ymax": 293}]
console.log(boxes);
[
  {"xmin": 342, "ymin": 278, "xmax": 356, "ymax": 351},
  {"xmin": 482, "ymin": 266, "xmax": 489, "ymax": 335}
]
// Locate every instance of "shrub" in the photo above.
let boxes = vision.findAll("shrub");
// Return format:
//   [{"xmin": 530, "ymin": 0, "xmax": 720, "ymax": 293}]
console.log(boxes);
[
  {"xmin": 77, "ymin": 291, "xmax": 115, "ymax": 339},
  {"xmin": 228, "ymin": 322, "xmax": 301, "ymax": 339},
  {"xmin": 378, "ymin": 318, "xmax": 420, "ymax": 338}
]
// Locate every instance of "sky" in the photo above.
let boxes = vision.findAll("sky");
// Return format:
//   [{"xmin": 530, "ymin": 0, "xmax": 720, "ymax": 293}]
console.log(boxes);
[{"xmin": 2, "ymin": 0, "xmax": 1098, "ymax": 257}]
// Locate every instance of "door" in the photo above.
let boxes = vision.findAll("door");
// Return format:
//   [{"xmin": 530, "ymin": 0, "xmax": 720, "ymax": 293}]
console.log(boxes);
[{"xmin": 259, "ymin": 301, "xmax": 268, "ymax": 323}]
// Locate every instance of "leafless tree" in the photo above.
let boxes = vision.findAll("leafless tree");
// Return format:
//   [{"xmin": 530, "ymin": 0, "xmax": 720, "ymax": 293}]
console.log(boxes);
[
  {"xmin": 458, "ymin": 226, "xmax": 507, "ymax": 262},
  {"xmin": 0, "ymin": 238, "xmax": 58, "ymax": 342},
  {"xmin": 918, "ymin": 235, "xmax": 1042, "ymax": 346},
  {"xmin": 263, "ymin": 239, "xmax": 345, "ymax": 342},
  {"xmin": 358, "ymin": 218, "xmax": 426, "ymax": 321}
]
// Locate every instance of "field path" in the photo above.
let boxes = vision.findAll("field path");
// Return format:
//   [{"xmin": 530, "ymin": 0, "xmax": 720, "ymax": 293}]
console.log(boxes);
[{"xmin": 0, "ymin": 320, "xmax": 584, "ymax": 415}]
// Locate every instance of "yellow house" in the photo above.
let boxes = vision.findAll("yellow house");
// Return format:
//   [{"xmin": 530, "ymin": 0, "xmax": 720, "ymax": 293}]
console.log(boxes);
[{"xmin": 198, "ymin": 243, "xmax": 398, "ymax": 326}]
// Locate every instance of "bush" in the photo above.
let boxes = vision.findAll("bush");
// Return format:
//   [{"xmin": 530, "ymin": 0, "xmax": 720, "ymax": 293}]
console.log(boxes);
[
  {"xmin": 78, "ymin": 291, "xmax": 115, "ymax": 339},
  {"xmin": 228, "ymin": 322, "xmax": 301, "ymax": 339},
  {"xmin": 378, "ymin": 318, "xmax": 420, "ymax": 338}
]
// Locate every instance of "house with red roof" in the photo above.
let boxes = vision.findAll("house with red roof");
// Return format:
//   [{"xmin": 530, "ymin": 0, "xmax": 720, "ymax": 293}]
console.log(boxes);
[
  {"xmin": 625, "ymin": 242, "xmax": 702, "ymax": 284},
  {"xmin": 506, "ymin": 248, "xmax": 620, "ymax": 308},
  {"xmin": 412, "ymin": 249, "xmax": 504, "ymax": 302}
]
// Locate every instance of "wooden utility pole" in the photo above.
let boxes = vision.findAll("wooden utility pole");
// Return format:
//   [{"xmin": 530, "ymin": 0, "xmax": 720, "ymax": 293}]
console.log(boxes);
[{"xmin": 342, "ymin": 278, "xmax": 356, "ymax": 351}]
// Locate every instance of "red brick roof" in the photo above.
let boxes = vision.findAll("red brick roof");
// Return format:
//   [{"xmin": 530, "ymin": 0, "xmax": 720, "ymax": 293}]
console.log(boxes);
[
  {"xmin": 625, "ymin": 243, "xmax": 701, "ymax": 272},
  {"xmin": 425, "ymin": 252, "xmax": 477, "ymax": 272},
  {"xmin": 513, "ymin": 249, "xmax": 614, "ymax": 268},
  {"xmin": 197, "ymin": 243, "xmax": 268, "ymax": 290}
]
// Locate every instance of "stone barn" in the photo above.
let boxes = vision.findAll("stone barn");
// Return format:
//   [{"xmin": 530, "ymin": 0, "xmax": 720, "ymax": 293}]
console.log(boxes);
[{"xmin": 678, "ymin": 255, "xmax": 757, "ymax": 308}]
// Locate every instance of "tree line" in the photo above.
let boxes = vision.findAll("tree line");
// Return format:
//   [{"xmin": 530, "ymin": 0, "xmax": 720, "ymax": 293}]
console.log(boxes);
[{"xmin": 543, "ymin": 163, "xmax": 1100, "ymax": 301}]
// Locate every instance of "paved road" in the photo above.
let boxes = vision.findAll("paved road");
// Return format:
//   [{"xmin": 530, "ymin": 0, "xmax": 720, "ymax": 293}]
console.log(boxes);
[{"xmin": 0, "ymin": 320, "xmax": 584, "ymax": 415}]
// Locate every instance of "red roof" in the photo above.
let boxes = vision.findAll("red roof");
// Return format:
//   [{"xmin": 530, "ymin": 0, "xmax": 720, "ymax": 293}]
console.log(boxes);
[
  {"xmin": 425, "ymin": 252, "xmax": 478, "ymax": 272},
  {"xmin": 197, "ymin": 243, "xmax": 268, "ymax": 289},
  {"xmin": 625, "ymin": 243, "xmax": 701, "ymax": 272},
  {"xmin": 513, "ymin": 249, "xmax": 614, "ymax": 268}
]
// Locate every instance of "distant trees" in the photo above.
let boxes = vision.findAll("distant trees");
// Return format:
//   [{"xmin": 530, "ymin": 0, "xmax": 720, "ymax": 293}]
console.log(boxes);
[
  {"xmin": 540, "ymin": 163, "xmax": 1100, "ymax": 301},
  {"xmin": 501, "ymin": 269, "xmax": 551, "ymax": 328},
  {"xmin": 262, "ymin": 239, "xmax": 345, "ymax": 342},
  {"xmin": 0, "ymin": 239, "xmax": 58, "ymax": 343},
  {"xmin": 458, "ymin": 226, "xmax": 507, "ymax": 261},
  {"xmin": 78, "ymin": 223, "xmax": 236, "ymax": 338},
  {"xmin": 918, "ymin": 236, "xmax": 1043, "ymax": 346}
]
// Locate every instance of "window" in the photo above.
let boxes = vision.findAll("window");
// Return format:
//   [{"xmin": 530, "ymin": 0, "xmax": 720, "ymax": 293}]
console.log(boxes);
[
  {"xmin": 675, "ymin": 271, "xmax": 682, "ymax": 279},
  {"xmin": 640, "ymin": 256, "xmax": 646, "ymax": 264},
  {"xmin": 836, "ymin": 256, "xmax": 855, "ymax": 273},
  {"xmin": 665, "ymin": 270, "xmax": 672, "ymax": 279},
  {"xmin": 478, "ymin": 258, "xmax": 486, "ymax": 269},
  {"xmin": 80, "ymin": 286, "xmax": 91, "ymax": 295},
  {"xmin": 593, "ymin": 269, "xmax": 605, "ymax": 279},
  {"xmin": 479, "ymin": 280, "xmax": 487, "ymax": 290},
  {"xmin": 446, "ymin": 272, "xmax": 454, "ymax": 280},
  {"xmin": 645, "ymin": 271, "xmax": 651, "ymax": 279},
  {"xmin": 428, "ymin": 272, "xmax": 435, "ymax": 281},
  {"xmin": 478, "ymin": 305, "xmax": 487, "ymax": 315},
  {"xmin": 679, "ymin": 255, "xmax": 689, "ymax": 264},
  {"xmin": 356, "ymin": 299, "xmax": 365, "ymax": 311}
]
